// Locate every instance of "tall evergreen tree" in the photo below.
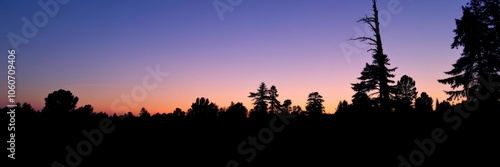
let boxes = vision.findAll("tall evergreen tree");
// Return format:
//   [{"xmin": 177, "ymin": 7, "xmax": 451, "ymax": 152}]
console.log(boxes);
[
  {"xmin": 394, "ymin": 75, "xmax": 418, "ymax": 112},
  {"xmin": 351, "ymin": 0, "xmax": 398, "ymax": 112},
  {"xmin": 248, "ymin": 82, "xmax": 270, "ymax": 118},
  {"xmin": 438, "ymin": 0, "xmax": 500, "ymax": 101},
  {"xmin": 306, "ymin": 92, "xmax": 325, "ymax": 116},
  {"xmin": 268, "ymin": 85, "xmax": 281, "ymax": 114}
]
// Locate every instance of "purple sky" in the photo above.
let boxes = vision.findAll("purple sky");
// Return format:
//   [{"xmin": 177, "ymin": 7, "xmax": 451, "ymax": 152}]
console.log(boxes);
[{"xmin": 1, "ymin": 0, "xmax": 468, "ymax": 114}]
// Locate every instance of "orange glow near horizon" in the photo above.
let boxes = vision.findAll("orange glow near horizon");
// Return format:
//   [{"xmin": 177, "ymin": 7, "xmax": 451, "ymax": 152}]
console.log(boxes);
[
  {"xmin": 0, "ymin": 0, "xmax": 469, "ymax": 116},
  {"xmin": 15, "ymin": 76, "xmax": 455, "ymax": 115}
]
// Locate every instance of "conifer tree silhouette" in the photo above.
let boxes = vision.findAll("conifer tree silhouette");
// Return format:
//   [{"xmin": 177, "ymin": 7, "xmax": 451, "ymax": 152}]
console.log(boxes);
[
  {"xmin": 351, "ymin": 0, "xmax": 398, "ymax": 112},
  {"xmin": 438, "ymin": 0, "xmax": 500, "ymax": 101}
]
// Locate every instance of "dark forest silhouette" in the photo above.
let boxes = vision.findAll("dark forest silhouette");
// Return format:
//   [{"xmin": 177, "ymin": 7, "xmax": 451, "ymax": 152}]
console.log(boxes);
[{"xmin": 5, "ymin": 0, "xmax": 499, "ymax": 166}]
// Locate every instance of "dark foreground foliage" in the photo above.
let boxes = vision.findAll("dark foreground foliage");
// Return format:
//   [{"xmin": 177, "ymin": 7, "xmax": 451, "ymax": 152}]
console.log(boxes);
[{"xmin": 6, "ymin": 101, "xmax": 499, "ymax": 167}]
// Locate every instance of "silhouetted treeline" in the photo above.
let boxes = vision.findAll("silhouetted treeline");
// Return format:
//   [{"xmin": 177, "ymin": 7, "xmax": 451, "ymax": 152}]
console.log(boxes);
[
  {"xmin": 5, "ymin": 87, "xmax": 499, "ymax": 166},
  {"xmin": 6, "ymin": 0, "xmax": 500, "ymax": 166}
]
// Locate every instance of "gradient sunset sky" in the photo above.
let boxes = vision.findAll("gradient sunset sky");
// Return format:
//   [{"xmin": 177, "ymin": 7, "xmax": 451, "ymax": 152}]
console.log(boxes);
[{"xmin": 1, "ymin": 0, "xmax": 468, "ymax": 115}]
